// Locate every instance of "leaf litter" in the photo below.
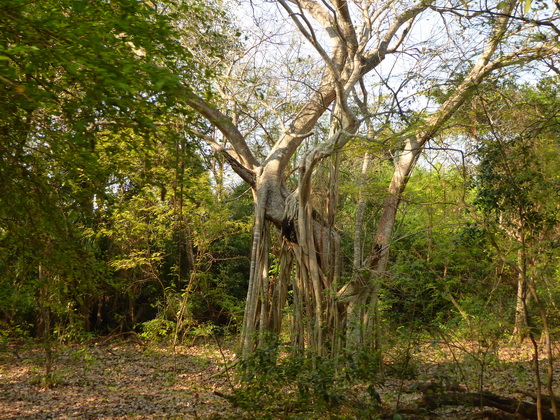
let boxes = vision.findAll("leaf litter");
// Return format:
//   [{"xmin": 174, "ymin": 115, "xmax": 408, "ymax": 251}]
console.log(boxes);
[
  {"xmin": 0, "ymin": 338, "xmax": 559, "ymax": 419},
  {"xmin": 0, "ymin": 339, "xmax": 242, "ymax": 419}
]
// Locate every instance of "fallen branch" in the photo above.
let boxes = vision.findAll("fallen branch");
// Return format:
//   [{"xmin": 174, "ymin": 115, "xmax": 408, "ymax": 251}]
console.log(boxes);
[
  {"xmin": 518, "ymin": 390, "xmax": 560, "ymax": 408},
  {"xmin": 420, "ymin": 391, "xmax": 555, "ymax": 420}
]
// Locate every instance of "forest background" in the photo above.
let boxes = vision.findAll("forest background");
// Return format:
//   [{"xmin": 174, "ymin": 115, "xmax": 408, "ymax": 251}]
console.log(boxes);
[{"xmin": 1, "ymin": 0, "xmax": 560, "ymax": 418}]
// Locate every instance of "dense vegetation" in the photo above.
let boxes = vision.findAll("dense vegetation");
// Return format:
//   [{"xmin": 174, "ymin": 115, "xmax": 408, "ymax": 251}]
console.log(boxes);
[
  {"xmin": 0, "ymin": 0, "xmax": 250, "ymax": 342},
  {"xmin": 1, "ymin": 0, "xmax": 560, "ymax": 418}
]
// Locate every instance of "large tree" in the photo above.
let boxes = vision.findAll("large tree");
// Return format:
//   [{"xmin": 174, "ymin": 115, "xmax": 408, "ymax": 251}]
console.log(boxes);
[{"xmin": 184, "ymin": 0, "xmax": 560, "ymax": 358}]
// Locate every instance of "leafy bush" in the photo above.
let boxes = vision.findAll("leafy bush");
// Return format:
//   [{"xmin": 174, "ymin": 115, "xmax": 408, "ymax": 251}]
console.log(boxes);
[
  {"xmin": 139, "ymin": 318, "xmax": 176, "ymax": 342},
  {"xmin": 225, "ymin": 336, "xmax": 382, "ymax": 419}
]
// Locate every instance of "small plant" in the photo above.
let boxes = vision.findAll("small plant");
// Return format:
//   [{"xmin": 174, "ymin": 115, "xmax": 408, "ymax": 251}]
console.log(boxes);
[
  {"xmin": 29, "ymin": 365, "xmax": 66, "ymax": 388},
  {"xmin": 139, "ymin": 318, "xmax": 176, "ymax": 342},
  {"xmin": 387, "ymin": 348, "xmax": 419, "ymax": 380},
  {"xmin": 187, "ymin": 323, "xmax": 218, "ymax": 342},
  {"xmin": 70, "ymin": 347, "xmax": 98, "ymax": 374},
  {"xmin": 385, "ymin": 327, "xmax": 421, "ymax": 380},
  {"xmin": 433, "ymin": 315, "xmax": 507, "ymax": 394}
]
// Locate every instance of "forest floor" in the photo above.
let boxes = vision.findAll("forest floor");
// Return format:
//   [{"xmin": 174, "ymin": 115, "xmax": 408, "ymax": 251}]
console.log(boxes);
[{"xmin": 0, "ymin": 335, "xmax": 557, "ymax": 419}]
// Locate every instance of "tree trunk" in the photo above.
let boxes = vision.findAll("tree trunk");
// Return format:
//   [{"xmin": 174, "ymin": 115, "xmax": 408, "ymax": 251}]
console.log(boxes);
[
  {"xmin": 353, "ymin": 152, "xmax": 371, "ymax": 275},
  {"xmin": 340, "ymin": 1, "xmax": 517, "ymax": 349},
  {"xmin": 241, "ymin": 189, "xmax": 271, "ymax": 356},
  {"xmin": 512, "ymin": 270, "xmax": 528, "ymax": 342}
]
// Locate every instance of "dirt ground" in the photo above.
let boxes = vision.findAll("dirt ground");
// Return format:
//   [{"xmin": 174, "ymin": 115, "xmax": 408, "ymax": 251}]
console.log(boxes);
[
  {"xmin": 0, "ymin": 338, "xmax": 242, "ymax": 419},
  {"xmin": 0, "ymin": 337, "xmax": 557, "ymax": 419}
]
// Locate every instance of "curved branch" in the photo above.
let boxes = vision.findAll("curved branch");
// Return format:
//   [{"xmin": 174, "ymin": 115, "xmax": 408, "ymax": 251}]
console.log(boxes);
[
  {"xmin": 184, "ymin": 91, "xmax": 260, "ymax": 170},
  {"xmin": 191, "ymin": 129, "xmax": 257, "ymax": 187},
  {"xmin": 265, "ymin": 1, "xmax": 427, "ymax": 176},
  {"xmin": 286, "ymin": 0, "xmax": 335, "ymax": 28},
  {"xmin": 278, "ymin": 0, "xmax": 340, "ymax": 79},
  {"xmin": 362, "ymin": 2, "xmax": 430, "ymax": 72}
]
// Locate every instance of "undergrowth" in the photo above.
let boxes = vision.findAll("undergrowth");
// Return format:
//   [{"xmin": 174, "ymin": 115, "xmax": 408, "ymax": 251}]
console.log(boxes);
[{"xmin": 225, "ymin": 337, "xmax": 383, "ymax": 419}]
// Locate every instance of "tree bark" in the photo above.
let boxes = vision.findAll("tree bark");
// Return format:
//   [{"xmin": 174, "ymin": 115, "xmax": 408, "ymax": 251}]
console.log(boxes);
[{"xmin": 512, "ymin": 267, "xmax": 528, "ymax": 342}]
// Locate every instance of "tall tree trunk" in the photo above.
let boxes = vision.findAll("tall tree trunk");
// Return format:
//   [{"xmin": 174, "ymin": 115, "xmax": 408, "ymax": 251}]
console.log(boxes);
[
  {"xmin": 241, "ymin": 191, "xmax": 271, "ymax": 356},
  {"xmin": 269, "ymin": 242, "xmax": 291, "ymax": 334},
  {"xmin": 38, "ymin": 265, "xmax": 54, "ymax": 382},
  {"xmin": 353, "ymin": 152, "xmax": 371, "ymax": 275},
  {"xmin": 341, "ymin": 1, "xmax": 517, "ymax": 350},
  {"xmin": 512, "ymin": 263, "xmax": 528, "ymax": 342}
]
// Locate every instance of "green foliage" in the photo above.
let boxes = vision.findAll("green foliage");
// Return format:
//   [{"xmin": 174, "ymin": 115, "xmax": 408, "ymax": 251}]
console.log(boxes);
[
  {"xmin": 466, "ymin": 79, "xmax": 560, "ymax": 335},
  {"xmin": 467, "ymin": 78, "xmax": 560, "ymax": 234},
  {"xmin": 381, "ymin": 75, "xmax": 560, "ymax": 333},
  {"xmin": 227, "ymin": 337, "xmax": 382, "ymax": 419},
  {"xmin": 383, "ymin": 166, "xmax": 494, "ymax": 327},
  {"xmin": 0, "ymin": 0, "xmax": 246, "ymax": 340},
  {"xmin": 139, "ymin": 318, "xmax": 176, "ymax": 342}
]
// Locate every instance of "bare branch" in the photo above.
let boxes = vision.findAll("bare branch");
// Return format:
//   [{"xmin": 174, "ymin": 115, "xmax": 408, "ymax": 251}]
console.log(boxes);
[{"xmin": 184, "ymin": 91, "xmax": 260, "ymax": 170}]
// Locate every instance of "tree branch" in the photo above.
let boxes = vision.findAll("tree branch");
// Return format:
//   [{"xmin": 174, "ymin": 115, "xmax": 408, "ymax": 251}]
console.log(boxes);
[{"xmin": 184, "ymin": 91, "xmax": 260, "ymax": 171}]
